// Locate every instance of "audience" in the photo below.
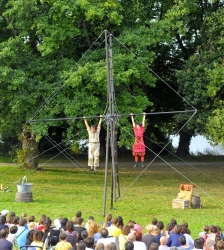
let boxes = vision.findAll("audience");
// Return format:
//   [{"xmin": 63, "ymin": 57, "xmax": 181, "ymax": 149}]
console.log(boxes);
[{"xmin": 1, "ymin": 210, "xmax": 223, "ymax": 250}]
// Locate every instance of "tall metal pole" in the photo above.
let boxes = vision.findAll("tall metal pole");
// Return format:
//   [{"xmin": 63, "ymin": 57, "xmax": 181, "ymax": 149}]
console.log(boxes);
[{"xmin": 102, "ymin": 30, "xmax": 120, "ymax": 216}]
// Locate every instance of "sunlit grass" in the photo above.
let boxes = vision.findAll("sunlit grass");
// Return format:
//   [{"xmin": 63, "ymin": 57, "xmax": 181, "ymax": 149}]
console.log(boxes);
[{"xmin": 0, "ymin": 159, "xmax": 224, "ymax": 239}]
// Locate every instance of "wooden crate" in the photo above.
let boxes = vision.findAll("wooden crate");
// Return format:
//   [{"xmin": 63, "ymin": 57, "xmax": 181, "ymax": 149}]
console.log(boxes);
[{"xmin": 172, "ymin": 198, "xmax": 189, "ymax": 209}]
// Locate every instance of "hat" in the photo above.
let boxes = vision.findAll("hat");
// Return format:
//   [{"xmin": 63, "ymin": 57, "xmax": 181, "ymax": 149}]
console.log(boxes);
[
  {"xmin": 0, "ymin": 210, "xmax": 9, "ymax": 216},
  {"xmin": 28, "ymin": 222, "xmax": 36, "ymax": 230}
]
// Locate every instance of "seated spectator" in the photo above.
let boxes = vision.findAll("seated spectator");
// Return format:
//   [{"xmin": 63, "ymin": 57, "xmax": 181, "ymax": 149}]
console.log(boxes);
[
  {"xmin": 194, "ymin": 238, "xmax": 204, "ymax": 250},
  {"xmin": 152, "ymin": 218, "xmax": 158, "ymax": 229},
  {"xmin": 0, "ymin": 215, "xmax": 8, "ymax": 230},
  {"xmin": 6, "ymin": 212, "xmax": 16, "ymax": 227},
  {"xmin": 142, "ymin": 224, "xmax": 158, "ymax": 249},
  {"xmin": 157, "ymin": 222, "xmax": 166, "ymax": 237},
  {"xmin": 152, "ymin": 228, "xmax": 161, "ymax": 245},
  {"xmin": 16, "ymin": 219, "xmax": 29, "ymax": 249},
  {"xmin": 216, "ymin": 241, "xmax": 224, "ymax": 250},
  {"xmin": 37, "ymin": 214, "xmax": 46, "ymax": 231},
  {"xmin": 65, "ymin": 221, "xmax": 78, "ymax": 248},
  {"xmin": 88, "ymin": 221, "xmax": 102, "ymax": 246},
  {"xmin": 181, "ymin": 225, "xmax": 194, "ymax": 249},
  {"xmin": 106, "ymin": 218, "xmax": 121, "ymax": 239},
  {"xmin": 118, "ymin": 216, "xmax": 124, "ymax": 230},
  {"xmin": 85, "ymin": 236, "xmax": 95, "ymax": 250},
  {"xmin": 177, "ymin": 236, "xmax": 191, "ymax": 250},
  {"xmin": 6, "ymin": 225, "xmax": 18, "ymax": 248},
  {"xmin": 125, "ymin": 241, "xmax": 134, "ymax": 250},
  {"xmin": 60, "ymin": 218, "xmax": 68, "ymax": 231},
  {"xmin": 0, "ymin": 228, "xmax": 12, "ymax": 250},
  {"xmin": 74, "ymin": 218, "xmax": 86, "ymax": 242},
  {"xmin": 30, "ymin": 230, "xmax": 46, "ymax": 250},
  {"xmin": 134, "ymin": 231, "xmax": 147, "ymax": 250},
  {"xmin": 102, "ymin": 214, "xmax": 112, "ymax": 229},
  {"xmin": 150, "ymin": 243, "xmax": 159, "ymax": 250},
  {"xmin": 167, "ymin": 225, "xmax": 183, "ymax": 247},
  {"xmin": 72, "ymin": 211, "xmax": 82, "ymax": 226},
  {"xmin": 96, "ymin": 243, "xmax": 105, "ymax": 250},
  {"xmin": 206, "ymin": 226, "xmax": 218, "ymax": 250},
  {"xmin": 118, "ymin": 225, "xmax": 131, "ymax": 250},
  {"xmin": 55, "ymin": 232, "xmax": 72, "ymax": 250},
  {"xmin": 159, "ymin": 236, "xmax": 170, "ymax": 250},
  {"xmin": 86, "ymin": 216, "xmax": 94, "ymax": 231},
  {"xmin": 104, "ymin": 242, "xmax": 118, "ymax": 250},
  {"xmin": 97, "ymin": 228, "xmax": 117, "ymax": 246},
  {"xmin": 26, "ymin": 222, "xmax": 36, "ymax": 245}
]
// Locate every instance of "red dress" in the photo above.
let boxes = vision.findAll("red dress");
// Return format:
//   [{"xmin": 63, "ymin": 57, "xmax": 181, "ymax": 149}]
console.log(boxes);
[{"xmin": 132, "ymin": 126, "xmax": 145, "ymax": 156}]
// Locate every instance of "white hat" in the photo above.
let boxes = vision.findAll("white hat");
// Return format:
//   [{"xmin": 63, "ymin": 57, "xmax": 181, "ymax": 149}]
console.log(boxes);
[{"xmin": 0, "ymin": 210, "xmax": 9, "ymax": 216}]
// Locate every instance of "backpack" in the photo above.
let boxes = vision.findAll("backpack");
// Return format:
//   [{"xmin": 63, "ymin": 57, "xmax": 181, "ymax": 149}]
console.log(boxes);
[{"xmin": 48, "ymin": 227, "xmax": 61, "ymax": 246}]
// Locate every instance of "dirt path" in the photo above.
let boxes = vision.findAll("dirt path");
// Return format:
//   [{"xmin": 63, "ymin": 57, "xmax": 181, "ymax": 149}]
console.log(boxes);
[{"xmin": 0, "ymin": 161, "xmax": 224, "ymax": 167}]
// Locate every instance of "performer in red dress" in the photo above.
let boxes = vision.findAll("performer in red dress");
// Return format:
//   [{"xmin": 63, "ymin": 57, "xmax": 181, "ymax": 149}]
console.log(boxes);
[{"xmin": 131, "ymin": 113, "xmax": 146, "ymax": 168}]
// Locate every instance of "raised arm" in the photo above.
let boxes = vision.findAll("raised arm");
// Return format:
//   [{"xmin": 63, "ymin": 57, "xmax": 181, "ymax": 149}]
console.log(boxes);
[
  {"xmin": 142, "ymin": 113, "xmax": 146, "ymax": 127},
  {"xmin": 98, "ymin": 115, "xmax": 103, "ymax": 128},
  {"xmin": 83, "ymin": 116, "xmax": 90, "ymax": 130},
  {"xmin": 131, "ymin": 113, "xmax": 135, "ymax": 127}
]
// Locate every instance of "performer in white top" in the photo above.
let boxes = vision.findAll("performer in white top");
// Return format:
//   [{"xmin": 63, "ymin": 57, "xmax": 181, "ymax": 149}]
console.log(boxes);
[{"xmin": 83, "ymin": 115, "xmax": 103, "ymax": 171}]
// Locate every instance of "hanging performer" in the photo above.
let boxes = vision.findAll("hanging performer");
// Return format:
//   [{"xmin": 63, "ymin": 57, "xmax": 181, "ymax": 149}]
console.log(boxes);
[
  {"xmin": 83, "ymin": 115, "xmax": 103, "ymax": 171},
  {"xmin": 131, "ymin": 113, "xmax": 146, "ymax": 168}
]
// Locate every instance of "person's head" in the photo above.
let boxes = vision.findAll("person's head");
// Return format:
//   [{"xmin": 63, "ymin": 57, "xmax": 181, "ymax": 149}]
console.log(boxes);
[
  {"xmin": 101, "ymin": 228, "xmax": 109, "ymax": 238},
  {"xmin": 90, "ymin": 125, "xmax": 97, "ymax": 133},
  {"xmin": 87, "ymin": 216, "xmax": 94, "ymax": 224},
  {"xmin": 77, "ymin": 217, "xmax": 84, "ymax": 226},
  {"xmin": 38, "ymin": 214, "xmax": 46, "ymax": 225},
  {"xmin": 117, "ymin": 216, "xmax": 124, "ymax": 227},
  {"xmin": 170, "ymin": 219, "xmax": 177, "ymax": 228},
  {"xmin": 165, "ymin": 223, "xmax": 173, "ymax": 234},
  {"xmin": 85, "ymin": 236, "xmax": 94, "ymax": 248},
  {"xmin": 203, "ymin": 225, "xmax": 209, "ymax": 233},
  {"xmin": 179, "ymin": 236, "xmax": 186, "ymax": 246},
  {"xmin": 136, "ymin": 122, "xmax": 142, "ymax": 129},
  {"xmin": 21, "ymin": 212, "xmax": 27, "ymax": 219},
  {"xmin": 146, "ymin": 224, "xmax": 154, "ymax": 234},
  {"xmin": 60, "ymin": 217, "xmax": 68, "ymax": 227},
  {"xmin": 135, "ymin": 231, "xmax": 143, "ymax": 241},
  {"xmin": 28, "ymin": 222, "xmax": 36, "ymax": 230},
  {"xmin": 76, "ymin": 211, "xmax": 82, "ymax": 218},
  {"xmin": 152, "ymin": 228, "xmax": 161, "ymax": 236},
  {"xmin": 128, "ymin": 221, "xmax": 135, "ymax": 230},
  {"xmin": 88, "ymin": 221, "xmax": 99, "ymax": 236},
  {"xmin": 181, "ymin": 225, "xmax": 187, "ymax": 234},
  {"xmin": 59, "ymin": 232, "xmax": 67, "ymax": 241},
  {"xmin": 157, "ymin": 221, "xmax": 164, "ymax": 230},
  {"xmin": 28, "ymin": 215, "xmax": 35, "ymax": 223},
  {"xmin": 152, "ymin": 218, "xmax": 158, "ymax": 226},
  {"xmin": 128, "ymin": 233, "xmax": 135, "ymax": 242},
  {"xmin": 33, "ymin": 230, "xmax": 44, "ymax": 242},
  {"xmin": 111, "ymin": 217, "xmax": 119, "ymax": 226},
  {"xmin": 194, "ymin": 238, "xmax": 204, "ymax": 249},
  {"xmin": 43, "ymin": 218, "xmax": 52, "ymax": 232},
  {"xmin": 81, "ymin": 230, "xmax": 88, "ymax": 240},
  {"xmin": 19, "ymin": 218, "xmax": 27, "ymax": 226},
  {"xmin": 122, "ymin": 225, "xmax": 131, "ymax": 236},
  {"xmin": 105, "ymin": 242, "xmax": 117, "ymax": 250},
  {"xmin": 7, "ymin": 212, "xmax": 16, "ymax": 223},
  {"xmin": 210, "ymin": 226, "xmax": 218, "ymax": 234},
  {"xmin": 125, "ymin": 241, "xmax": 134, "ymax": 250},
  {"xmin": 0, "ymin": 228, "xmax": 8, "ymax": 239},
  {"xmin": 0, "ymin": 215, "xmax": 6, "ymax": 224},
  {"xmin": 77, "ymin": 242, "xmax": 86, "ymax": 250},
  {"xmin": 10, "ymin": 225, "xmax": 18, "ymax": 234},
  {"xmin": 160, "ymin": 236, "xmax": 168, "ymax": 245},
  {"xmin": 174, "ymin": 225, "xmax": 182, "ymax": 234},
  {"xmin": 182, "ymin": 222, "xmax": 188, "ymax": 228},
  {"xmin": 105, "ymin": 214, "xmax": 112, "ymax": 222},
  {"xmin": 66, "ymin": 221, "xmax": 75, "ymax": 233},
  {"xmin": 150, "ymin": 242, "xmax": 159, "ymax": 250},
  {"xmin": 13, "ymin": 216, "xmax": 20, "ymax": 225},
  {"xmin": 96, "ymin": 243, "xmax": 105, "ymax": 250},
  {"xmin": 216, "ymin": 240, "xmax": 224, "ymax": 250}
]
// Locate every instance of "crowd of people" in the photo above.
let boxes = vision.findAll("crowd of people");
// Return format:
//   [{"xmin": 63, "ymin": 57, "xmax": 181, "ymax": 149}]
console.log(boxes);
[{"xmin": 0, "ymin": 209, "xmax": 224, "ymax": 250}]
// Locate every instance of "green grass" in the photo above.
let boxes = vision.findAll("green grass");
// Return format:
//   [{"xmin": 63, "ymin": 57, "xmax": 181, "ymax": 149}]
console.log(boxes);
[{"xmin": 0, "ymin": 159, "xmax": 224, "ymax": 239}]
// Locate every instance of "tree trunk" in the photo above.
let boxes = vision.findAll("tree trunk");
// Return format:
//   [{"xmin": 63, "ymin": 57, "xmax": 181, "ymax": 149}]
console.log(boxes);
[
  {"xmin": 176, "ymin": 131, "xmax": 192, "ymax": 156},
  {"xmin": 21, "ymin": 126, "xmax": 38, "ymax": 169}
]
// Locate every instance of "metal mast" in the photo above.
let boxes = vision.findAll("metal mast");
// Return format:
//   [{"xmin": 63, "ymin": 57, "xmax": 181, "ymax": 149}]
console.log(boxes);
[{"xmin": 103, "ymin": 30, "xmax": 120, "ymax": 216}]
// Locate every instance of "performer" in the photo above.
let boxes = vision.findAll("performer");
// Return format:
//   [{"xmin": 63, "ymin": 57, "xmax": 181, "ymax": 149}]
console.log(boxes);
[
  {"xmin": 83, "ymin": 115, "xmax": 103, "ymax": 171},
  {"xmin": 131, "ymin": 113, "xmax": 146, "ymax": 168}
]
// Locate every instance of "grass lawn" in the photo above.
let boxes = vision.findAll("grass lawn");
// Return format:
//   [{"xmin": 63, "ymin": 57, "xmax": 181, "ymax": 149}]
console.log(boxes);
[{"xmin": 0, "ymin": 156, "xmax": 224, "ymax": 239}]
